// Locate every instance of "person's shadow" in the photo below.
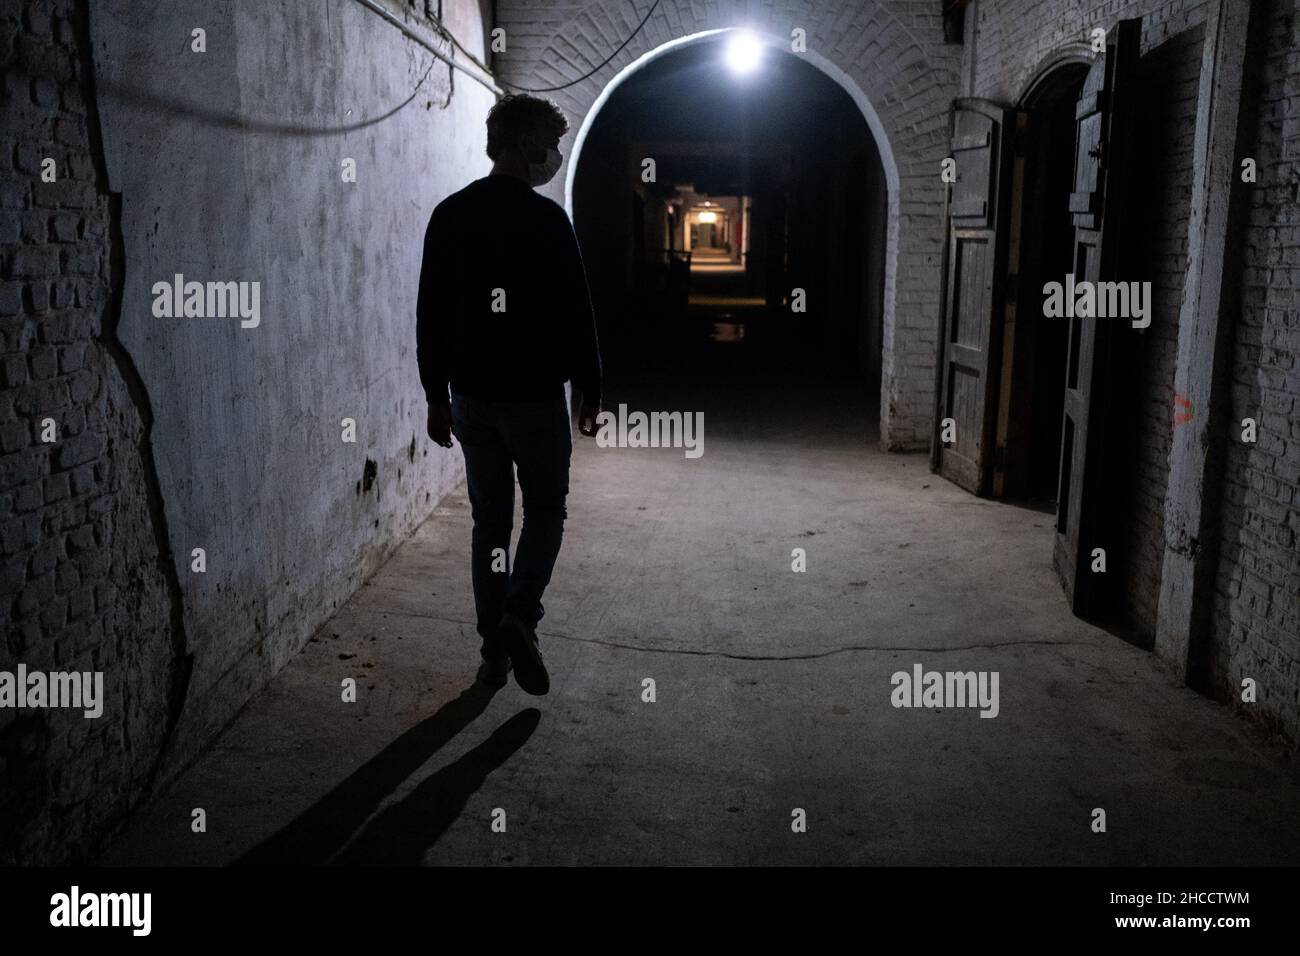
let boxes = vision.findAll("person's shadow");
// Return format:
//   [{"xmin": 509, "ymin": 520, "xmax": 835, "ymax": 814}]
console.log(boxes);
[
  {"xmin": 233, "ymin": 683, "xmax": 539, "ymax": 866},
  {"xmin": 332, "ymin": 708, "xmax": 541, "ymax": 865}
]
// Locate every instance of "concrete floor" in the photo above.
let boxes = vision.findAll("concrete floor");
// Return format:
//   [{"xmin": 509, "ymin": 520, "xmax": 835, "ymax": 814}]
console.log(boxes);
[{"xmin": 99, "ymin": 345, "xmax": 1300, "ymax": 866}]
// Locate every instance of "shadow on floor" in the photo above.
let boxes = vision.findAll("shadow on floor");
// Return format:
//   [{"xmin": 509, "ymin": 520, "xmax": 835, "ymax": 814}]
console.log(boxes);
[
  {"xmin": 333, "ymin": 708, "xmax": 541, "ymax": 865},
  {"xmin": 233, "ymin": 683, "xmax": 537, "ymax": 865}
]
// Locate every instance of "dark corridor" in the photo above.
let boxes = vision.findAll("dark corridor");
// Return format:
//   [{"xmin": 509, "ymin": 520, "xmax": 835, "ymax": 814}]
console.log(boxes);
[{"xmin": 572, "ymin": 38, "xmax": 888, "ymax": 417}]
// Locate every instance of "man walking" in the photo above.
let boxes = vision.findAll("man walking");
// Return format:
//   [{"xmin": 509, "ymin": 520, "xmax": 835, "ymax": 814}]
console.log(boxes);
[{"xmin": 416, "ymin": 94, "xmax": 602, "ymax": 696}]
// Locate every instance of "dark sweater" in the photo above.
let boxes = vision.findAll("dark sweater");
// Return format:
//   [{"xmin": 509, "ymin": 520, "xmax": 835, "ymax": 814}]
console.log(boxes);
[{"xmin": 416, "ymin": 174, "xmax": 602, "ymax": 406}]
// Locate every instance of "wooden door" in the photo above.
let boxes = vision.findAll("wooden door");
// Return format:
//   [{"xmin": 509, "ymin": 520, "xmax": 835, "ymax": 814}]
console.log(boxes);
[
  {"xmin": 934, "ymin": 99, "xmax": 1016, "ymax": 494},
  {"xmin": 1053, "ymin": 20, "xmax": 1140, "ymax": 615}
]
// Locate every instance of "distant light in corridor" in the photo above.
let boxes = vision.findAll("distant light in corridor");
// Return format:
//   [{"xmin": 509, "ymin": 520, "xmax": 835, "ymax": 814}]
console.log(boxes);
[
  {"xmin": 723, "ymin": 31, "xmax": 762, "ymax": 75},
  {"xmin": 698, "ymin": 211, "xmax": 717, "ymax": 223}
]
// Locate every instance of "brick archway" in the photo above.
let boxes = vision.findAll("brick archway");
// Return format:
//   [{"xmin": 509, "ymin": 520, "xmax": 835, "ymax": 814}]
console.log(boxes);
[{"xmin": 495, "ymin": 1, "xmax": 959, "ymax": 448}]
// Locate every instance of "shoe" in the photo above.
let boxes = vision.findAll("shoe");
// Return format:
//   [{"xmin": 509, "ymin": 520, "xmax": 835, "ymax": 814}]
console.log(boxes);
[
  {"xmin": 498, "ymin": 612, "xmax": 549, "ymax": 696},
  {"xmin": 475, "ymin": 652, "xmax": 512, "ymax": 688}
]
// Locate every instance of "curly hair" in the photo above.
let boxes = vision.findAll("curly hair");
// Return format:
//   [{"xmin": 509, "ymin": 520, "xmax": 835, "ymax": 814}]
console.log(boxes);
[{"xmin": 485, "ymin": 93, "xmax": 569, "ymax": 161}]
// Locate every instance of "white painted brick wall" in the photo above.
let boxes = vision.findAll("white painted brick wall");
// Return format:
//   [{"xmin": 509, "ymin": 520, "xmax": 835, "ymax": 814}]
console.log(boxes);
[{"xmin": 1209, "ymin": 0, "xmax": 1300, "ymax": 745}]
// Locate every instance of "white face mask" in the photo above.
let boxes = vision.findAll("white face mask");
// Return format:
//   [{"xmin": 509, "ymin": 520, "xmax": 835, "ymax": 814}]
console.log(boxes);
[{"xmin": 525, "ymin": 145, "xmax": 562, "ymax": 187}]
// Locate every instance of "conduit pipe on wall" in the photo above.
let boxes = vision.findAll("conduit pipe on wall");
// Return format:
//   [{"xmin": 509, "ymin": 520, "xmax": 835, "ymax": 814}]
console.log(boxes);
[{"xmin": 350, "ymin": 0, "xmax": 504, "ymax": 96}]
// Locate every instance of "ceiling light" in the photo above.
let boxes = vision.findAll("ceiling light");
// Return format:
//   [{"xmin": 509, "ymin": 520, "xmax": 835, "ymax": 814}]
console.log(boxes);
[{"xmin": 724, "ymin": 31, "xmax": 762, "ymax": 76}]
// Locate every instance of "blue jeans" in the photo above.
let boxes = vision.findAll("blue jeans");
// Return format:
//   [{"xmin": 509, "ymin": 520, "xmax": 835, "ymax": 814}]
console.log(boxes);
[{"xmin": 450, "ymin": 391, "xmax": 572, "ymax": 657}]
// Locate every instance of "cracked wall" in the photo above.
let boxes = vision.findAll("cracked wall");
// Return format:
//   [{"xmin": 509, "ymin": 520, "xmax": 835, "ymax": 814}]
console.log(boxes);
[
  {"xmin": 1, "ymin": 0, "xmax": 490, "ymax": 862},
  {"xmin": 1, "ymin": 0, "xmax": 179, "ymax": 864}
]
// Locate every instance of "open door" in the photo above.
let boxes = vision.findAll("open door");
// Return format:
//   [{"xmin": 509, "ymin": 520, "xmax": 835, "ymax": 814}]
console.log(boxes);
[
  {"xmin": 1053, "ymin": 20, "xmax": 1140, "ymax": 616},
  {"xmin": 933, "ymin": 99, "xmax": 1016, "ymax": 494}
]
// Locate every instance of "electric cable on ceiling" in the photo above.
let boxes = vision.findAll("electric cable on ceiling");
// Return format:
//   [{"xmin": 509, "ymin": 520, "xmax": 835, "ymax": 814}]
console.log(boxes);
[
  {"xmin": 480, "ymin": 0, "xmax": 664, "ymax": 93},
  {"xmin": 353, "ymin": 0, "xmax": 663, "ymax": 98}
]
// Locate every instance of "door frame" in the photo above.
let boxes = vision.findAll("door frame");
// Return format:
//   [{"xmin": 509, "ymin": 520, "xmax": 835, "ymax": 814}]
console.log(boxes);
[{"xmin": 990, "ymin": 57, "xmax": 1096, "ymax": 499}]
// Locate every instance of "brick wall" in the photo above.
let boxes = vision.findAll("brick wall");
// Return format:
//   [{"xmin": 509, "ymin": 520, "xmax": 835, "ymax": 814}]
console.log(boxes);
[
  {"xmin": 492, "ymin": 0, "xmax": 963, "ymax": 450},
  {"xmin": 0, "ymin": 0, "xmax": 178, "ymax": 863},
  {"xmin": 1, "ymin": 0, "xmax": 495, "ymax": 864},
  {"xmin": 1210, "ymin": 0, "xmax": 1300, "ymax": 743},
  {"xmin": 971, "ymin": 0, "xmax": 1209, "ymax": 103}
]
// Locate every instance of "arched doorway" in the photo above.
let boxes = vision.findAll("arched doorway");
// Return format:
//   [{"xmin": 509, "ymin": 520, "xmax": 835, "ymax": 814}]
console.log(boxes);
[
  {"xmin": 562, "ymin": 28, "xmax": 900, "ymax": 436},
  {"xmin": 564, "ymin": 29, "xmax": 894, "ymax": 434},
  {"xmin": 990, "ymin": 55, "xmax": 1093, "ymax": 505}
]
